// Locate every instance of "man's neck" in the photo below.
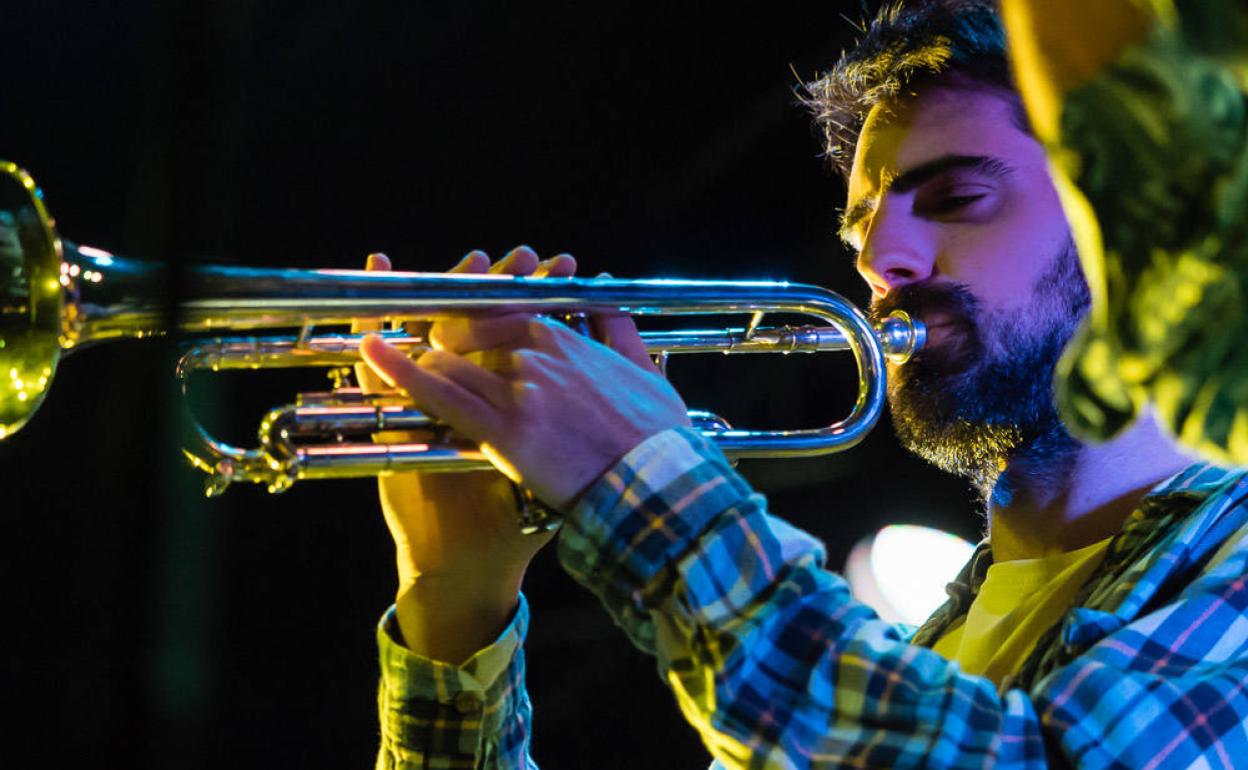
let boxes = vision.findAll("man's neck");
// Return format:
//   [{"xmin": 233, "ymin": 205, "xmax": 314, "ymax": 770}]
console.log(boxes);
[{"xmin": 987, "ymin": 412, "xmax": 1192, "ymax": 562}]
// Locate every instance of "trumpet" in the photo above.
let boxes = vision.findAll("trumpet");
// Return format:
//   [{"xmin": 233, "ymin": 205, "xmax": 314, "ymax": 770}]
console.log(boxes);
[{"xmin": 0, "ymin": 161, "xmax": 924, "ymax": 496}]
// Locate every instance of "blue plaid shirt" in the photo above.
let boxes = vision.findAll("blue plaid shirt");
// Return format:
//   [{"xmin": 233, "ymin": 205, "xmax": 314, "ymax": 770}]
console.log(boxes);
[
  {"xmin": 376, "ymin": 8, "xmax": 1248, "ymax": 766},
  {"xmin": 376, "ymin": 427, "xmax": 1248, "ymax": 769}
]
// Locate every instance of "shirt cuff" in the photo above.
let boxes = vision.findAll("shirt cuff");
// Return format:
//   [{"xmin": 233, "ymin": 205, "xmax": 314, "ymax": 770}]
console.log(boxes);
[
  {"xmin": 376, "ymin": 594, "xmax": 529, "ymax": 760},
  {"xmin": 557, "ymin": 426, "xmax": 756, "ymax": 619}
]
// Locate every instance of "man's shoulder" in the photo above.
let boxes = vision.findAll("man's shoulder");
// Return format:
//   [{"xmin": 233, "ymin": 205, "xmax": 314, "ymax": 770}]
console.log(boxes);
[{"xmin": 1108, "ymin": 461, "xmax": 1248, "ymax": 605}]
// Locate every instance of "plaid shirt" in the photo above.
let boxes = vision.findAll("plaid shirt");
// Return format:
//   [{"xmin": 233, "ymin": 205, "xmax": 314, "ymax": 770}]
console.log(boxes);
[{"xmin": 376, "ymin": 427, "xmax": 1248, "ymax": 769}]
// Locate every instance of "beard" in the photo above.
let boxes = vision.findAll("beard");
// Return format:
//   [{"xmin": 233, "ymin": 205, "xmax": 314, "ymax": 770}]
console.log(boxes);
[{"xmin": 869, "ymin": 238, "xmax": 1091, "ymax": 503}]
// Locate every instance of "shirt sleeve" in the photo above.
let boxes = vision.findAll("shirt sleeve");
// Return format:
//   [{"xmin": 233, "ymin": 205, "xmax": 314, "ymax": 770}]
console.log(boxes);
[
  {"xmin": 558, "ymin": 426, "xmax": 1248, "ymax": 768},
  {"xmin": 375, "ymin": 596, "xmax": 538, "ymax": 770},
  {"xmin": 1049, "ymin": 4, "xmax": 1248, "ymax": 462}
]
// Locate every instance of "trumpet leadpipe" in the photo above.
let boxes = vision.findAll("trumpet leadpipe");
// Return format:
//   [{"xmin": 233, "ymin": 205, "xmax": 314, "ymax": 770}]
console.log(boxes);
[
  {"xmin": 176, "ymin": 313, "xmax": 923, "ymax": 372},
  {"xmin": 636, "ymin": 312, "xmax": 921, "ymax": 360}
]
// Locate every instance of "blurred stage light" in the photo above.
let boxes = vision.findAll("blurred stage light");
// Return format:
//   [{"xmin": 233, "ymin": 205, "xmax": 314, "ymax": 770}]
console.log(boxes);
[{"xmin": 844, "ymin": 524, "xmax": 976, "ymax": 626}]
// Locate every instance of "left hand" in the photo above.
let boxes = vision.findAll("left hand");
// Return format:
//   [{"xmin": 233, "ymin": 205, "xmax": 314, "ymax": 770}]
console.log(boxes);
[{"xmin": 360, "ymin": 292, "xmax": 691, "ymax": 512}]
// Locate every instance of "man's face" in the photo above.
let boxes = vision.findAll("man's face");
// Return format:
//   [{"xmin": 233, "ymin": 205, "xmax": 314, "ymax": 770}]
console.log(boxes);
[{"xmin": 843, "ymin": 84, "xmax": 1089, "ymax": 493}]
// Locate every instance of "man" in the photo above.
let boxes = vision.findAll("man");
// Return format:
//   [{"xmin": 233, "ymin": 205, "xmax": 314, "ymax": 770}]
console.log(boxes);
[{"xmin": 362, "ymin": 1, "xmax": 1248, "ymax": 767}]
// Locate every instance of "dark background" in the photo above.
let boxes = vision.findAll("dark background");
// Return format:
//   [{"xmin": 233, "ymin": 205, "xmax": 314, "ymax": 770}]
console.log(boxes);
[{"xmin": 0, "ymin": 2, "xmax": 981, "ymax": 768}]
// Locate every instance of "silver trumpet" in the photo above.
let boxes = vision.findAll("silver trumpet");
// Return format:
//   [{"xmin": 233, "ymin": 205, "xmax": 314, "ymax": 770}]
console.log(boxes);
[{"xmin": 0, "ymin": 162, "xmax": 925, "ymax": 496}]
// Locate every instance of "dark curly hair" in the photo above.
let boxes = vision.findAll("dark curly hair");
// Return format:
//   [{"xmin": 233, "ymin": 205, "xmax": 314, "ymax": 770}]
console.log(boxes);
[{"xmin": 804, "ymin": 0, "xmax": 1028, "ymax": 180}]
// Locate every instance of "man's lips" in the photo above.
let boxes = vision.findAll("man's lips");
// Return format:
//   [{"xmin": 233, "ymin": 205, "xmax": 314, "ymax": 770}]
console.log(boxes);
[
  {"xmin": 915, "ymin": 314, "xmax": 964, "ymax": 348},
  {"xmin": 918, "ymin": 311, "xmax": 955, "ymax": 328}
]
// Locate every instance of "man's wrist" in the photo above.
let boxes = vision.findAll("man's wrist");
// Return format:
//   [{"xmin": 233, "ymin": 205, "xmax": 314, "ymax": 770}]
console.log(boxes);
[
  {"xmin": 560, "ymin": 426, "xmax": 750, "ymax": 588},
  {"xmin": 394, "ymin": 572, "xmax": 524, "ymax": 665}
]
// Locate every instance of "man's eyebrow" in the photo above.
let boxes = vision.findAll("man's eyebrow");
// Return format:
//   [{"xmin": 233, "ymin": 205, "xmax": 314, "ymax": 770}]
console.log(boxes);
[
  {"xmin": 838, "ymin": 199, "xmax": 876, "ymax": 247},
  {"xmin": 838, "ymin": 155, "xmax": 1013, "ymax": 245},
  {"xmin": 891, "ymin": 154, "xmax": 1012, "ymax": 193}
]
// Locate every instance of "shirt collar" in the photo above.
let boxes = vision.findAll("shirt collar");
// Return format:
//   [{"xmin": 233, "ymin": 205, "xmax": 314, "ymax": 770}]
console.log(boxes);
[{"xmin": 910, "ymin": 462, "xmax": 1242, "ymax": 646}]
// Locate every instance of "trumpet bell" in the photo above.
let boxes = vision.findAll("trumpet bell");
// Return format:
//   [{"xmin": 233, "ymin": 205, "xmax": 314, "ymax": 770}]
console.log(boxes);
[{"xmin": 0, "ymin": 162, "xmax": 65, "ymax": 439}]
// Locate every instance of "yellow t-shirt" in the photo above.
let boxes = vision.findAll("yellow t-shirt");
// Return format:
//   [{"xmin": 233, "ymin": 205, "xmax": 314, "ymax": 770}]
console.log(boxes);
[{"xmin": 932, "ymin": 537, "xmax": 1112, "ymax": 685}]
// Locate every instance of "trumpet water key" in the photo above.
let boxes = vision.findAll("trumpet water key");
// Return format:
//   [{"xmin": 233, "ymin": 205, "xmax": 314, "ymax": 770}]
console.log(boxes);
[{"xmin": 0, "ymin": 161, "xmax": 925, "ymax": 496}]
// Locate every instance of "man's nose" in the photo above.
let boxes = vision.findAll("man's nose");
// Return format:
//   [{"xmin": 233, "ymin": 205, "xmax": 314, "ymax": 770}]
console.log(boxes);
[{"xmin": 855, "ymin": 205, "xmax": 935, "ymax": 297}]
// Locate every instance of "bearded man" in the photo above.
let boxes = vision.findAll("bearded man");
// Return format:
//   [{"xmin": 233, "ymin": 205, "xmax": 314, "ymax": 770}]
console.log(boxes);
[{"xmin": 361, "ymin": 1, "xmax": 1248, "ymax": 767}]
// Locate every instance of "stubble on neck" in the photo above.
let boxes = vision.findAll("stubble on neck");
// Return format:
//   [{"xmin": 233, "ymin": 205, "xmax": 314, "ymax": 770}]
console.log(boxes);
[{"xmin": 987, "ymin": 410, "xmax": 1192, "ymax": 561}]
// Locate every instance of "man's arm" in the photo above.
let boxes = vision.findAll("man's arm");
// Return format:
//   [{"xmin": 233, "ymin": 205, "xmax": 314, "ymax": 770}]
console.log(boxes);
[
  {"xmin": 362, "ymin": 249, "xmax": 571, "ymax": 770},
  {"xmin": 560, "ymin": 426, "xmax": 1248, "ymax": 768},
  {"xmin": 375, "ymin": 597, "xmax": 536, "ymax": 770},
  {"xmin": 362, "ymin": 245, "xmax": 674, "ymax": 769}
]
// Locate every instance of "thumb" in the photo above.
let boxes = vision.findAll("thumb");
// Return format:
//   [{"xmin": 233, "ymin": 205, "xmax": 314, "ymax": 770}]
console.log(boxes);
[{"xmin": 354, "ymin": 252, "xmax": 393, "ymax": 393}]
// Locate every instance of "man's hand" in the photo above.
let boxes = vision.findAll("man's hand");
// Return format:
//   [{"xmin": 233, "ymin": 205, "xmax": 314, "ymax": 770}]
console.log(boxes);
[
  {"xmin": 356, "ymin": 247, "xmax": 577, "ymax": 663},
  {"xmin": 360, "ymin": 259, "xmax": 691, "ymax": 513}
]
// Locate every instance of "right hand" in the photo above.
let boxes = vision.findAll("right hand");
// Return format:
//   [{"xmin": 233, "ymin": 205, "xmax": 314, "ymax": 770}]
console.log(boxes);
[{"xmin": 355, "ymin": 246, "xmax": 578, "ymax": 663}]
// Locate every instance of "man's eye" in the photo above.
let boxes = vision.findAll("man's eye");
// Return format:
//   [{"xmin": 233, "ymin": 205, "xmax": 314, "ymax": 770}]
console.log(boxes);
[
  {"xmin": 929, "ymin": 194, "xmax": 986, "ymax": 213},
  {"xmin": 912, "ymin": 187, "xmax": 996, "ymax": 220}
]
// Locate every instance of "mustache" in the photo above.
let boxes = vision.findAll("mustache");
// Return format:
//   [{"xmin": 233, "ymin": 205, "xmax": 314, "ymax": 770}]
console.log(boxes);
[
  {"xmin": 869, "ymin": 282, "xmax": 983, "ymax": 371},
  {"xmin": 868, "ymin": 281, "xmax": 979, "ymax": 330}
]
